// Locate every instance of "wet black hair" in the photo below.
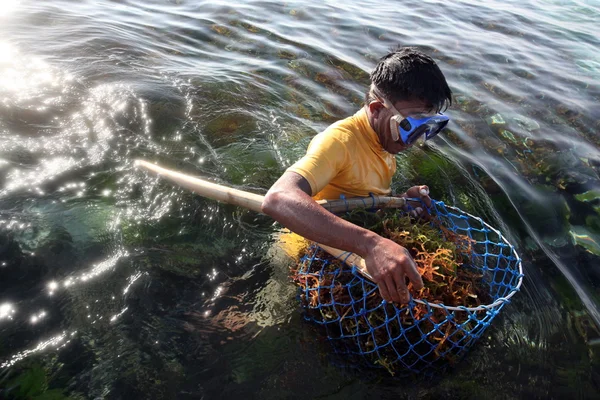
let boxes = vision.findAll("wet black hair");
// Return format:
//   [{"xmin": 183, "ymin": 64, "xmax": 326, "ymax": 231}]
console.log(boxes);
[{"xmin": 367, "ymin": 46, "xmax": 452, "ymax": 113}]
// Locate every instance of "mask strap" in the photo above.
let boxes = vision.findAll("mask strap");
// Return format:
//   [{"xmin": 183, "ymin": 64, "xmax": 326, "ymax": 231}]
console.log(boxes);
[
  {"xmin": 372, "ymin": 85, "xmax": 402, "ymax": 143},
  {"xmin": 390, "ymin": 117, "xmax": 400, "ymax": 142}
]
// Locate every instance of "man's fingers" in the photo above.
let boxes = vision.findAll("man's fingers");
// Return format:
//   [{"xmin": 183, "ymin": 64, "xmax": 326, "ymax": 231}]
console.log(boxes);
[
  {"xmin": 422, "ymin": 196, "xmax": 432, "ymax": 208},
  {"xmin": 419, "ymin": 186, "xmax": 432, "ymax": 207},
  {"xmin": 367, "ymin": 237, "xmax": 426, "ymax": 305},
  {"xmin": 407, "ymin": 201, "xmax": 424, "ymax": 212},
  {"xmin": 392, "ymin": 267, "xmax": 410, "ymax": 304},
  {"xmin": 404, "ymin": 255, "xmax": 424, "ymax": 290},
  {"xmin": 395, "ymin": 278, "xmax": 410, "ymax": 304},
  {"xmin": 421, "ymin": 196, "xmax": 432, "ymax": 208},
  {"xmin": 405, "ymin": 185, "xmax": 432, "ymax": 209},
  {"xmin": 399, "ymin": 248, "xmax": 423, "ymax": 291},
  {"xmin": 386, "ymin": 277, "xmax": 402, "ymax": 304},
  {"xmin": 379, "ymin": 275, "xmax": 401, "ymax": 304},
  {"xmin": 405, "ymin": 186, "xmax": 421, "ymax": 198},
  {"xmin": 377, "ymin": 279, "xmax": 392, "ymax": 302}
]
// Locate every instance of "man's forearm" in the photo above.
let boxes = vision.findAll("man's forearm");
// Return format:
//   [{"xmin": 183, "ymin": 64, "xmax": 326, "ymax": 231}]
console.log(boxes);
[
  {"xmin": 261, "ymin": 182, "xmax": 379, "ymax": 258},
  {"xmin": 262, "ymin": 171, "xmax": 425, "ymax": 303}
]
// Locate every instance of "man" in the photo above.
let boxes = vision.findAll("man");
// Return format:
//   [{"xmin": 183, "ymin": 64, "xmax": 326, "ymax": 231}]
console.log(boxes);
[{"xmin": 261, "ymin": 47, "xmax": 452, "ymax": 305}]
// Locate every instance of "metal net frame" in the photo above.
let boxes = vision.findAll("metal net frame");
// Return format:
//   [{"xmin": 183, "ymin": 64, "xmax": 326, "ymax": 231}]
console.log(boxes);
[{"xmin": 295, "ymin": 200, "xmax": 524, "ymax": 374}]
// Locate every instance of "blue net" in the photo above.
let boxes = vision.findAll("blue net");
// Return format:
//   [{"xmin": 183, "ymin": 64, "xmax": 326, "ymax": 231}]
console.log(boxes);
[{"xmin": 293, "ymin": 200, "xmax": 523, "ymax": 375}]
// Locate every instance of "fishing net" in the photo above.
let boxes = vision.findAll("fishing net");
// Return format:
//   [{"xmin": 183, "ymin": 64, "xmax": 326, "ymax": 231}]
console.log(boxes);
[{"xmin": 292, "ymin": 199, "xmax": 523, "ymax": 375}]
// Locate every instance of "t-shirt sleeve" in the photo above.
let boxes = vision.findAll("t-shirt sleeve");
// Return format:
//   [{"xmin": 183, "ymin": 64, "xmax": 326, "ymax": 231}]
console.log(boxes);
[{"xmin": 286, "ymin": 130, "xmax": 349, "ymax": 196}]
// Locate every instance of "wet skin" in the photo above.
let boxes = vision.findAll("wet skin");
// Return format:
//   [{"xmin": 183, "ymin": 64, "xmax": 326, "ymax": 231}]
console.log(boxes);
[
  {"xmin": 366, "ymin": 98, "xmax": 432, "ymax": 154},
  {"xmin": 262, "ymin": 98, "xmax": 434, "ymax": 304}
]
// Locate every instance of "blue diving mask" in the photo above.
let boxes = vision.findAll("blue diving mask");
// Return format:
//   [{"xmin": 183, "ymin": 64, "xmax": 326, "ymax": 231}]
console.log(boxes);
[{"xmin": 372, "ymin": 86, "xmax": 450, "ymax": 145}]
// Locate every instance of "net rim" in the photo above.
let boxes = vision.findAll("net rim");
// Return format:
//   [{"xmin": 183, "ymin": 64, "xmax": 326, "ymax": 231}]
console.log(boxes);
[
  {"xmin": 326, "ymin": 200, "xmax": 524, "ymax": 312},
  {"xmin": 428, "ymin": 203, "xmax": 523, "ymax": 311}
]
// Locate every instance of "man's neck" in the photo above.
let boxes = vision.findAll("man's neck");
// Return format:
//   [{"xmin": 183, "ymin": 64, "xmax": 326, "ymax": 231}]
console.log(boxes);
[{"xmin": 364, "ymin": 104, "xmax": 387, "ymax": 150}]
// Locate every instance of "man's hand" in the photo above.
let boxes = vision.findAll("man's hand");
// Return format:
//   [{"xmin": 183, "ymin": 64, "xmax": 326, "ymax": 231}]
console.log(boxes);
[
  {"xmin": 263, "ymin": 173, "xmax": 427, "ymax": 305},
  {"xmin": 400, "ymin": 185, "xmax": 432, "ymax": 217},
  {"xmin": 363, "ymin": 236, "xmax": 424, "ymax": 304},
  {"xmin": 365, "ymin": 184, "xmax": 430, "ymax": 303}
]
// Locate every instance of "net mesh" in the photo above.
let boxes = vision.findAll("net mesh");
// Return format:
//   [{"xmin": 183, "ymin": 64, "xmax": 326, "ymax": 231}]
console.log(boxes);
[{"xmin": 294, "ymin": 200, "xmax": 523, "ymax": 375}]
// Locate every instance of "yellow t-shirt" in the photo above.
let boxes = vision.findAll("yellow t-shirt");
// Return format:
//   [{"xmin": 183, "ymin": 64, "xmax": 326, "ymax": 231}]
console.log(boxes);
[{"xmin": 287, "ymin": 107, "xmax": 396, "ymax": 200}]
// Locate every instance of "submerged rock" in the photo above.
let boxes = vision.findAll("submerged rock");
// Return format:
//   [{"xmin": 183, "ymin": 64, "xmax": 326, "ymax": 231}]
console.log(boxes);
[
  {"xmin": 524, "ymin": 236, "xmax": 540, "ymax": 251},
  {"xmin": 277, "ymin": 49, "xmax": 297, "ymax": 60},
  {"xmin": 569, "ymin": 226, "xmax": 600, "ymax": 256},
  {"xmin": 575, "ymin": 190, "xmax": 600, "ymax": 204},
  {"xmin": 586, "ymin": 215, "xmax": 600, "ymax": 234},
  {"xmin": 486, "ymin": 113, "xmax": 506, "ymax": 126},
  {"xmin": 511, "ymin": 114, "xmax": 540, "ymax": 131},
  {"xmin": 210, "ymin": 24, "xmax": 232, "ymax": 36},
  {"xmin": 500, "ymin": 130, "xmax": 518, "ymax": 144}
]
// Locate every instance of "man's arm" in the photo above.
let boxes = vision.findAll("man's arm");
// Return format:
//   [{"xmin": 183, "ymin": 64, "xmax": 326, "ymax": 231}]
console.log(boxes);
[{"xmin": 261, "ymin": 171, "xmax": 424, "ymax": 304}]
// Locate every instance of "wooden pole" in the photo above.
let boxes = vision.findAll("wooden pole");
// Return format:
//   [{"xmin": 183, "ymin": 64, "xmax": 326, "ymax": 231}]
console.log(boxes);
[
  {"xmin": 134, "ymin": 159, "xmax": 404, "ymax": 281},
  {"xmin": 134, "ymin": 160, "xmax": 405, "ymax": 214}
]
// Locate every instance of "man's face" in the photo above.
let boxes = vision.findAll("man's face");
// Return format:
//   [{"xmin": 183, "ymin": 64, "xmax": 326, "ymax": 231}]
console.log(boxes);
[{"xmin": 369, "ymin": 98, "xmax": 431, "ymax": 154}]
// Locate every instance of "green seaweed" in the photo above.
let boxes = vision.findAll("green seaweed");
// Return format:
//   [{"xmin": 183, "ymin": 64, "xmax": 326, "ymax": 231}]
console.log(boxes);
[{"xmin": 0, "ymin": 364, "xmax": 69, "ymax": 400}]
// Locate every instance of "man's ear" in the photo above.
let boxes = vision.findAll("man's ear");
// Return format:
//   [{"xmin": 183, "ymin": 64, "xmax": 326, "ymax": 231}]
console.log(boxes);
[{"xmin": 368, "ymin": 100, "xmax": 384, "ymax": 117}]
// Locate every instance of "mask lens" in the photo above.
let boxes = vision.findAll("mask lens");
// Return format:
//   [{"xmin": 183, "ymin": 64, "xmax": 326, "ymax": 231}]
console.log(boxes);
[
  {"xmin": 406, "ymin": 125, "xmax": 428, "ymax": 144},
  {"xmin": 404, "ymin": 119, "xmax": 449, "ymax": 144},
  {"xmin": 399, "ymin": 119, "xmax": 412, "ymax": 131},
  {"xmin": 424, "ymin": 120, "xmax": 448, "ymax": 140}
]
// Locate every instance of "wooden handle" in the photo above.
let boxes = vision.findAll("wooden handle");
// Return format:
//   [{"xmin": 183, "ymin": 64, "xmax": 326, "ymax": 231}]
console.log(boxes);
[
  {"xmin": 318, "ymin": 195, "xmax": 405, "ymax": 213},
  {"xmin": 318, "ymin": 244, "xmax": 373, "ymax": 280},
  {"xmin": 134, "ymin": 159, "xmax": 398, "ymax": 280},
  {"xmin": 135, "ymin": 160, "xmax": 265, "ymax": 213}
]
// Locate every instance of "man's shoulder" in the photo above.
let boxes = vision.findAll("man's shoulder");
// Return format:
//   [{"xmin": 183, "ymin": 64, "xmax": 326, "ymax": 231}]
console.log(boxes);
[{"xmin": 319, "ymin": 110, "xmax": 363, "ymax": 143}]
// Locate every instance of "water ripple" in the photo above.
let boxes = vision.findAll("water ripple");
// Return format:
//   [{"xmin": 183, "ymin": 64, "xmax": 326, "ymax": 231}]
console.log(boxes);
[{"xmin": 0, "ymin": 0, "xmax": 599, "ymax": 398}]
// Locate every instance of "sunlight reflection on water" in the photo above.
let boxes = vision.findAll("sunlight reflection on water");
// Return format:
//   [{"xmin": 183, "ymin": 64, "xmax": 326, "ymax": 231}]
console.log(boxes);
[{"xmin": 0, "ymin": 0, "xmax": 598, "ymax": 398}]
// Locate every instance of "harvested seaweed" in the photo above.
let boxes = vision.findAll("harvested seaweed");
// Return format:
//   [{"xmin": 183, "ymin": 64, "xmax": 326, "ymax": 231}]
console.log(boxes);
[{"xmin": 290, "ymin": 208, "xmax": 493, "ymax": 375}]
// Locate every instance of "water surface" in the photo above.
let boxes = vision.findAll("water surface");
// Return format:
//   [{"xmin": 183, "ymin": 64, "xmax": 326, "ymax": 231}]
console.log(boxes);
[{"xmin": 0, "ymin": 0, "xmax": 599, "ymax": 398}]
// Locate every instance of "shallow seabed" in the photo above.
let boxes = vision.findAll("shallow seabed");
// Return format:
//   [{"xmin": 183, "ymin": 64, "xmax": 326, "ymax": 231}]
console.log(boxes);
[{"xmin": 0, "ymin": 0, "xmax": 599, "ymax": 399}]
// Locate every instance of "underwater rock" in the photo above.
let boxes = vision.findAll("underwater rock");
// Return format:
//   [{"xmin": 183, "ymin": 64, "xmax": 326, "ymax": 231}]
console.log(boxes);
[
  {"xmin": 517, "ymin": 186, "xmax": 571, "ymax": 245},
  {"xmin": 575, "ymin": 190, "xmax": 600, "ymax": 204},
  {"xmin": 0, "ymin": 231, "xmax": 51, "ymax": 296},
  {"xmin": 239, "ymin": 21, "xmax": 261, "ymax": 33},
  {"xmin": 486, "ymin": 113, "xmax": 506, "ymax": 126},
  {"xmin": 0, "ymin": 231, "xmax": 23, "ymax": 263},
  {"xmin": 555, "ymin": 170, "xmax": 594, "ymax": 191},
  {"xmin": 286, "ymin": 59, "xmax": 313, "ymax": 78},
  {"xmin": 203, "ymin": 113, "xmax": 257, "ymax": 146},
  {"xmin": 500, "ymin": 130, "xmax": 518, "ymax": 145},
  {"xmin": 524, "ymin": 236, "xmax": 540, "ymax": 251},
  {"xmin": 482, "ymin": 136, "xmax": 508, "ymax": 154},
  {"xmin": 331, "ymin": 61, "xmax": 368, "ymax": 81},
  {"xmin": 511, "ymin": 68, "xmax": 536, "ymax": 80},
  {"xmin": 544, "ymin": 235, "xmax": 570, "ymax": 248},
  {"xmin": 454, "ymin": 95, "xmax": 471, "ymax": 112},
  {"xmin": 210, "ymin": 25, "xmax": 232, "ymax": 36},
  {"xmin": 511, "ymin": 114, "xmax": 540, "ymax": 131},
  {"xmin": 585, "ymin": 216, "xmax": 600, "ymax": 234},
  {"xmin": 535, "ymin": 151, "xmax": 598, "ymax": 192},
  {"xmin": 570, "ymin": 310, "xmax": 600, "ymax": 347},
  {"xmin": 277, "ymin": 49, "xmax": 297, "ymax": 60},
  {"xmin": 569, "ymin": 226, "xmax": 600, "ymax": 256}
]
